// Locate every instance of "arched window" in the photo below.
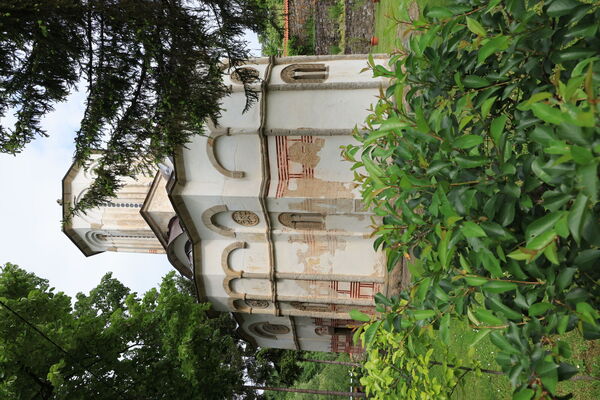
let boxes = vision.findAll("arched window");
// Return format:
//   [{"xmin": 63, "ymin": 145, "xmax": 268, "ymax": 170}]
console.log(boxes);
[
  {"xmin": 248, "ymin": 322, "xmax": 290, "ymax": 340},
  {"xmin": 281, "ymin": 64, "xmax": 328, "ymax": 84},
  {"xmin": 279, "ymin": 213, "xmax": 325, "ymax": 230}
]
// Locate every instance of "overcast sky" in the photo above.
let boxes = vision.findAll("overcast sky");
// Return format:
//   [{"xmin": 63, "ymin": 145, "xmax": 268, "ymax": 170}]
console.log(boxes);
[{"xmin": 0, "ymin": 32, "xmax": 261, "ymax": 299}]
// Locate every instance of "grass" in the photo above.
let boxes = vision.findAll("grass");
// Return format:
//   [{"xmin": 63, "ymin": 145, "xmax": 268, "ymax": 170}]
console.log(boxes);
[
  {"xmin": 373, "ymin": 0, "xmax": 447, "ymax": 53},
  {"xmin": 431, "ymin": 319, "xmax": 599, "ymax": 399}
]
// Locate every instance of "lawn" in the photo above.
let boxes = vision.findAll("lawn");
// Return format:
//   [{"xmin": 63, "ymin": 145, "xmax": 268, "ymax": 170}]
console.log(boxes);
[
  {"xmin": 430, "ymin": 318, "xmax": 599, "ymax": 399},
  {"xmin": 373, "ymin": 0, "xmax": 446, "ymax": 53}
]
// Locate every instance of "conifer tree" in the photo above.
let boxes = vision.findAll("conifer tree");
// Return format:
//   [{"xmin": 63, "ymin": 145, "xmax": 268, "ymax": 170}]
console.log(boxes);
[{"xmin": 0, "ymin": 0, "xmax": 269, "ymax": 214}]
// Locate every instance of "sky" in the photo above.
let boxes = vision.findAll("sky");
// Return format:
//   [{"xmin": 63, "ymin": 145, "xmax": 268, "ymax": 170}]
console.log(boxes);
[{"xmin": 0, "ymin": 32, "xmax": 261, "ymax": 299}]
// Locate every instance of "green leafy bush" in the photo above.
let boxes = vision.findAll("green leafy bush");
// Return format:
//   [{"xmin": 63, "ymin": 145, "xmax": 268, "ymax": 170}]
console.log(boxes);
[{"xmin": 346, "ymin": 0, "xmax": 600, "ymax": 398}]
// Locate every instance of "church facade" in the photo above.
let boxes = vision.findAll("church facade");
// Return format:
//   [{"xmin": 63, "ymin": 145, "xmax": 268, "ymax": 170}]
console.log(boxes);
[{"xmin": 62, "ymin": 54, "xmax": 393, "ymax": 353}]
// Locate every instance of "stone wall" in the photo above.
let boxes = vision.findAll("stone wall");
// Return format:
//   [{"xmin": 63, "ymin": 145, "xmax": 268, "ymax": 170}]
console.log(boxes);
[
  {"xmin": 314, "ymin": 0, "xmax": 341, "ymax": 55},
  {"xmin": 288, "ymin": 0, "xmax": 315, "ymax": 52},
  {"xmin": 344, "ymin": 0, "xmax": 375, "ymax": 54},
  {"xmin": 287, "ymin": 0, "xmax": 375, "ymax": 55}
]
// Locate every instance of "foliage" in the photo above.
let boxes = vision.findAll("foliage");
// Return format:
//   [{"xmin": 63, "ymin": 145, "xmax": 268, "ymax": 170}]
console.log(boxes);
[
  {"xmin": 264, "ymin": 352, "xmax": 355, "ymax": 400},
  {"xmin": 327, "ymin": 1, "xmax": 344, "ymax": 21},
  {"xmin": 0, "ymin": 263, "xmax": 249, "ymax": 399},
  {"xmin": 245, "ymin": 347, "xmax": 303, "ymax": 388},
  {"xmin": 372, "ymin": 0, "xmax": 448, "ymax": 53},
  {"xmin": 256, "ymin": 0, "xmax": 285, "ymax": 56},
  {"xmin": 346, "ymin": 0, "xmax": 600, "ymax": 398},
  {"xmin": 0, "ymin": 0, "xmax": 270, "ymax": 216},
  {"xmin": 287, "ymin": 15, "xmax": 316, "ymax": 56}
]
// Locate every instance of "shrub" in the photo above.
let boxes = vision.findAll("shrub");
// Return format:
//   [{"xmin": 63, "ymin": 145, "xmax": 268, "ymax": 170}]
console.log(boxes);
[{"xmin": 345, "ymin": 0, "xmax": 600, "ymax": 398}]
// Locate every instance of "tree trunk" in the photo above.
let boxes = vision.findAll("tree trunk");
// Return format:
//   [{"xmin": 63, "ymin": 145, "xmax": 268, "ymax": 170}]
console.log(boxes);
[
  {"xmin": 299, "ymin": 358, "xmax": 361, "ymax": 367},
  {"xmin": 244, "ymin": 385, "xmax": 366, "ymax": 398}
]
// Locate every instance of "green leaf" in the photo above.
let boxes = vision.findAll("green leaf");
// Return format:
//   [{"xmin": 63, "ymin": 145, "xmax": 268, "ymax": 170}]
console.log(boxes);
[
  {"xmin": 547, "ymin": 0, "xmax": 583, "ymax": 17},
  {"xmin": 350, "ymin": 309, "xmax": 371, "ymax": 322},
  {"xmin": 454, "ymin": 134, "xmax": 483, "ymax": 149},
  {"xmin": 412, "ymin": 310, "xmax": 436, "ymax": 320},
  {"xmin": 568, "ymin": 193, "xmax": 588, "ymax": 244},
  {"xmin": 464, "ymin": 276, "xmax": 488, "ymax": 286},
  {"xmin": 525, "ymin": 212, "xmax": 563, "ymax": 239},
  {"xmin": 480, "ymin": 249, "xmax": 503, "ymax": 278},
  {"xmin": 529, "ymin": 302, "xmax": 553, "ymax": 317},
  {"xmin": 463, "ymin": 75, "xmax": 490, "ymax": 88},
  {"xmin": 579, "ymin": 162, "xmax": 598, "ymax": 203},
  {"xmin": 466, "ymin": 16, "xmax": 487, "ymax": 36},
  {"xmin": 478, "ymin": 35, "xmax": 509, "ymax": 64},
  {"xmin": 481, "ymin": 96, "xmax": 497, "ymax": 119},
  {"xmin": 440, "ymin": 313, "xmax": 450, "ymax": 344},
  {"xmin": 374, "ymin": 293, "xmax": 393, "ymax": 307},
  {"xmin": 518, "ymin": 92, "xmax": 553, "ymax": 111},
  {"xmin": 557, "ymin": 363, "xmax": 579, "ymax": 381},
  {"xmin": 482, "ymin": 280, "xmax": 517, "ymax": 294},
  {"xmin": 526, "ymin": 230, "xmax": 556, "ymax": 250},
  {"xmin": 416, "ymin": 277, "xmax": 431, "ymax": 302},
  {"xmin": 543, "ymin": 242, "xmax": 559, "ymax": 264},
  {"xmin": 552, "ymin": 48, "xmax": 596, "ymax": 63},
  {"xmin": 507, "ymin": 248, "xmax": 532, "ymax": 261},
  {"xmin": 415, "ymin": 106, "xmax": 431, "ymax": 133},
  {"xmin": 542, "ymin": 192, "xmax": 571, "ymax": 212},
  {"xmin": 574, "ymin": 249, "xmax": 600, "ymax": 270},
  {"xmin": 571, "ymin": 146, "xmax": 593, "ymax": 165},
  {"xmin": 555, "ymin": 212, "xmax": 569, "ymax": 238},
  {"xmin": 557, "ymin": 268, "xmax": 577, "ymax": 291},
  {"xmin": 461, "ymin": 221, "xmax": 487, "ymax": 238},
  {"xmin": 572, "ymin": 56, "xmax": 600, "ymax": 77},
  {"xmin": 557, "ymin": 315, "xmax": 570, "ymax": 334},
  {"xmin": 490, "ymin": 115, "xmax": 508, "ymax": 145},
  {"xmin": 513, "ymin": 388, "xmax": 534, "ymax": 400},
  {"xmin": 433, "ymin": 285, "xmax": 450, "ymax": 302},
  {"xmin": 363, "ymin": 130, "xmax": 392, "ymax": 146},
  {"xmin": 540, "ymin": 365, "xmax": 558, "ymax": 395},
  {"xmin": 475, "ymin": 308, "xmax": 503, "ymax": 326},
  {"xmin": 426, "ymin": 7, "xmax": 454, "ymax": 19},
  {"xmin": 530, "ymin": 125, "xmax": 557, "ymax": 145},
  {"xmin": 530, "ymin": 103, "xmax": 565, "ymax": 125},
  {"xmin": 455, "ymin": 155, "xmax": 487, "ymax": 168},
  {"xmin": 363, "ymin": 320, "xmax": 381, "ymax": 347},
  {"xmin": 490, "ymin": 331, "xmax": 517, "ymax": 353},
  {"xmin": 488, "ymin": 296, "xmax": 523, "ymax": 320}
]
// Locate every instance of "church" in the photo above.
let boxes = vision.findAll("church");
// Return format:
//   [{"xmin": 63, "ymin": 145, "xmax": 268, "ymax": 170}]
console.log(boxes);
[{"xmin": 61, "ymin": 54, "xmax": 396, "ymax": 354}]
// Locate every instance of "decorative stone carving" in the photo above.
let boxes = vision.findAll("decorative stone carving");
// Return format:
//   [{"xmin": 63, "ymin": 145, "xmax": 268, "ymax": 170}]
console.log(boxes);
[
  {"xmin": 246, "ymin": 299, "xmax": 269, "ymax": 309},
  {"xmin": 278, "ymin": 213, "xmax": 325, "ymax": 230},
  {"xmin": 201, "ymin": 205, "xmax": 235, "ymax": 237},
  {"xmin": 315, "ymin": 326, "xmax": 334, "ymax": 336},
  {"xmin": 281, "ymin": 63, "xmax": 328, "ymax": 84},
  {"xmin": 248, "ymin": 322, "xmax": 289, "ymax": 340},
  {"xmin": 232, "ymin": 210, "xmax": 260, "ymax": 226},
  {"xmin": 262, "ymin": 323, "xmax": 290, "ymax": 335},
  {"xmin": 291, "ymin": 301, "xmax": 331, "ymax": 312}
]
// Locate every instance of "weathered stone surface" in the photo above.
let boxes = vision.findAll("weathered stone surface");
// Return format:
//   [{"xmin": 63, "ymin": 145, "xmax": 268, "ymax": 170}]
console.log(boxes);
[
  {"xmin": 344, "ymin": 0, "xmax": 375, "ymax": 54},
  {"xmin": 288, "ymin": 0, "xmax": 376, "ymax": 55},
  {"xmin": 314, "ymin": 0, "xmax": 340, "ymax": 55},
  {"xmin": 288, "ymin": 0, "xmax": 316, "ymax": 51}
]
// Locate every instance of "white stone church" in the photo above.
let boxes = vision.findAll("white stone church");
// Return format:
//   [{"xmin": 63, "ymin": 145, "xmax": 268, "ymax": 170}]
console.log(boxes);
[{"xmin": 62, "ymin": 54, "xmax": 394, "ymax": 354}]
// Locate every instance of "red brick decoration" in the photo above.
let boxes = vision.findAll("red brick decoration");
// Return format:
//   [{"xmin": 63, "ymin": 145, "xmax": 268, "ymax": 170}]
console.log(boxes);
[
  {"xmin": 275, "ymin": 136, "xmax": 316, "ymax": 198},
  {"xmin": 330, "ymin": 280, "xmax": 383, "ymax": 299}
]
